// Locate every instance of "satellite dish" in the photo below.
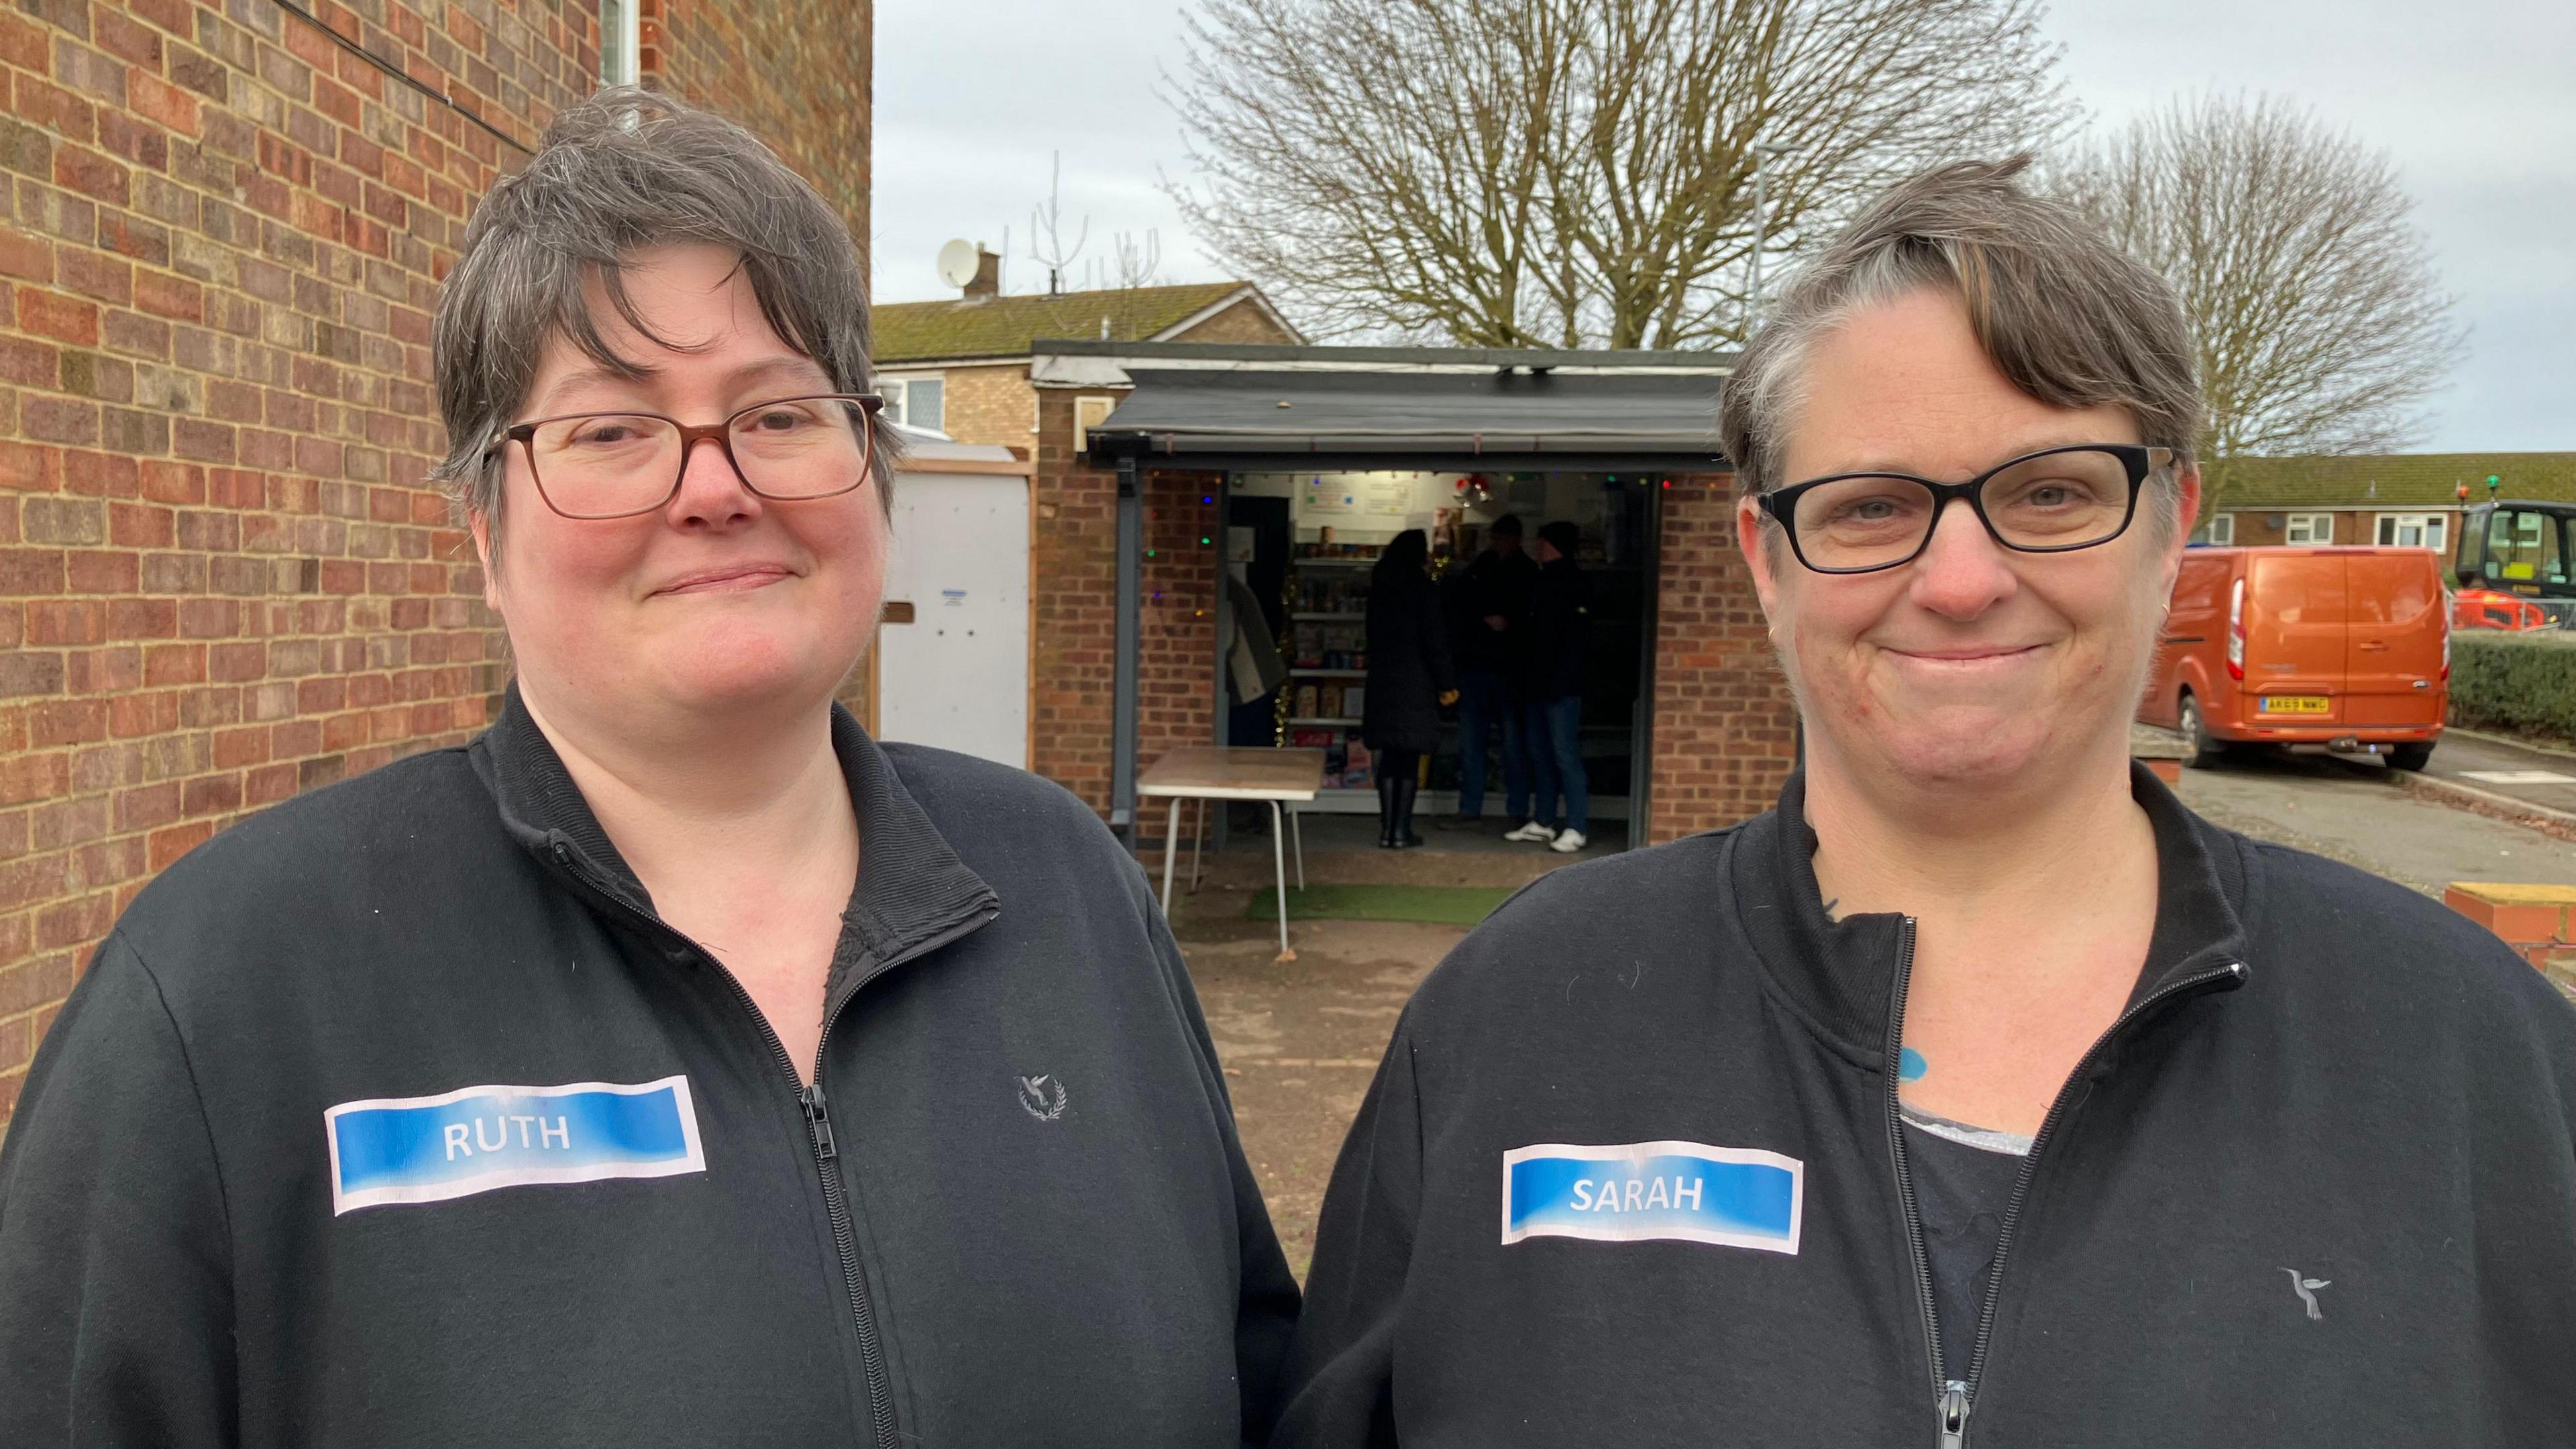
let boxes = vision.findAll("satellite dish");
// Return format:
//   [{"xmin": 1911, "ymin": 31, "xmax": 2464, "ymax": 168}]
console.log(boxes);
[{"xmin": 936, "ymin": 239, "xmax": 980, "ymax": 289}]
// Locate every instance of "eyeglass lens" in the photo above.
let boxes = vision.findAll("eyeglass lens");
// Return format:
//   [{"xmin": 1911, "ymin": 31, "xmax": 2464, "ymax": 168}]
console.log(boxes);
[
  {"xmin": 1789, "ymin": 447, "xmax": 2135, "ymax": 571},
  {"xmin": 526, "ymin": 396, "xmax": 873, "ymax": 518}
]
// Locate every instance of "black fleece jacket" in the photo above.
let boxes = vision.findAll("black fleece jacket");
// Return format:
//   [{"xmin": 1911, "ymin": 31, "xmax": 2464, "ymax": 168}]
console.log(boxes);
[
  {"xmin": 1277, "ymin": 767, "xmax": 2576, "ymax": 1446},
  {"xmin": 0, "ymin": 690, "xmax": 1297, "ymax": 1447}
]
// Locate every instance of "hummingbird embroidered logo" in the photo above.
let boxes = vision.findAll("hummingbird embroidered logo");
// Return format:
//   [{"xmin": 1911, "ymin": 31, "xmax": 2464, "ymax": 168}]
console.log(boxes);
[
  {"xmin": 2281, "ymin": 1267, "xmax": 2330, "ymax": 1321},
  {"xmin": 1017, "ymin": 1074, "xmax": 1068, "ymax": 1122}
]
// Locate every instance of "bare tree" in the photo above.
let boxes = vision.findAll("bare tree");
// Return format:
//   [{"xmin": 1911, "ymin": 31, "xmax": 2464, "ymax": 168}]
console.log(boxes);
[
  {"xmin": 2059, "ymin": 95, "xmax": 2466, "ymax": 501},
  {"xmin": 1081, "ymin": 229, "xmax": 1167, "ymax": 293},
  {"xmin": 1028, "ymin": 152, "xmax": 1091, "ymax": 297},
  {"xmin": 1164, "ymin": 0, "xmax": 2073, "ymax": 348}
]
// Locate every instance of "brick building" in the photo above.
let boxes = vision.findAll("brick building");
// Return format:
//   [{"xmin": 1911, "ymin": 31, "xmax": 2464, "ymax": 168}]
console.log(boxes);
[
  {"xmin": 2196, "ymin": 451, "xmax": 2576, "ymax": 552},
  {"xmin": 869, "ymin": 251, "xmax": 1299, "ymax": 451},
  {"xmin": 0, "ymin": 0, "xmax": 872, "ymax": 1134},
  {"xmin": 1019, "ymin": 339, "xmax": 1798, "ymax": 851}
]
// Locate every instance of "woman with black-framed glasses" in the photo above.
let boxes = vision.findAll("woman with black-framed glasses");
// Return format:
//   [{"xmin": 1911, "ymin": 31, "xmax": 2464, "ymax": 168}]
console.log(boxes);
[
  {"xmin": 1276, "ymin": 156, "xmax": 2576, "ymax": 1448},
  {"xmin": 0, "ymin": 90, "xmax": 1295, "ymax": 1449}
]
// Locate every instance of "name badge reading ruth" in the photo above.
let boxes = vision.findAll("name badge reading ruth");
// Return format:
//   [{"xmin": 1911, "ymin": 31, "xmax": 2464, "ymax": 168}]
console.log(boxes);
[
  {"xmin": 325, "ymin": 1075, "xmax": 706, "ymax": 1216},
  {"xmin": 1502, "ymin": 1139, "xmax": 1803, "ymax": 1254}
]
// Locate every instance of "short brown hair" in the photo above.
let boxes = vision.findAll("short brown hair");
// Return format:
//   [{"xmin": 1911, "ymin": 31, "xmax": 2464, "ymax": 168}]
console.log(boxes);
[
  {"xmin": 427, "ymin": 88, "xmax": 891, "ymax": 555},
  {"xmin": 1720, "ymin": 156, "xmax": 2198, "ymax": 508}
]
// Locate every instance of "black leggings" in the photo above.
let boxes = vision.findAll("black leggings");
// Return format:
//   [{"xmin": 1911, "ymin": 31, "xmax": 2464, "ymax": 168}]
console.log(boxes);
[{"xmin": 1375, "ymin": 747, "xmax": 1423, "ymax": 794}]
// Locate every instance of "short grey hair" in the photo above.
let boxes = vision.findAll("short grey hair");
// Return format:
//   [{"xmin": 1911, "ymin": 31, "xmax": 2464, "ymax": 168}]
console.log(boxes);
[
  {"xmin": 428, "ymin": 87, "xmax": 892, "ymax": 553},
  {"xmin": 1721, "ymin": 156, "xmax": 2198, "ymax": 522}
]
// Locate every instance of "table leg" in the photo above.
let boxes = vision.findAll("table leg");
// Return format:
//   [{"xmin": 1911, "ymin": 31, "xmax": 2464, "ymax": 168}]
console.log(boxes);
[
  {"xmin": 1269, "ymin": 799, "xmax": 1295, "ymax": 962},
  {"xmin": 1289, "ymin": 804, "xmax": 1305, "ymax": 890},
  {"xmin": 1159, "ymin": 796, "xmax": 1181, "ymax": 916},
  {"xmin": 1189, "ymin": 797, "xmax": 1206, "ymax": 893}
]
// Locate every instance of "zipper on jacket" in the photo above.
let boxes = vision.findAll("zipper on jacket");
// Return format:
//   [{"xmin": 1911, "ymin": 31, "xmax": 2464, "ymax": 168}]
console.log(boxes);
[
  {"xmin": 790, "ymin": 906, "xmax": 993, "ymax": 1448},
  {"xmin": 798, "ymin": 1083, "xmax": 837, "ymax": 1159},
  {"xmin": 547, "ymin": 841, "xmax": 910, "ymax": 1447},
  {"xmin": 1938, "ymin": 1381, "xmax": 1969, "ymax": 1449},
  {"xmin": 1886, "ymin": 914, "xmax": 2247, "ymax": 1447}
]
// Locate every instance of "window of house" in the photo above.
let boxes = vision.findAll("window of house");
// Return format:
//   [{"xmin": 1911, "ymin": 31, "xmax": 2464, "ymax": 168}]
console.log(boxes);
[
  {"xmin": 2203, "ymin": 513, "xmax": 2235, "ymax": 545},
  {"xmin": 880, "ymin": 376, "xmax": 945, "ymax": 433},
  {"xmin": 2284, "ymin": 513, "xmax": 2334, "ymax": 545},
  {"xmin": 599, "ymin": 0, "xmax": 639, "ymax": 87},
  {"xmin": 2374, "ymin": 513, "xmax": 2447, "ymax": 552}
]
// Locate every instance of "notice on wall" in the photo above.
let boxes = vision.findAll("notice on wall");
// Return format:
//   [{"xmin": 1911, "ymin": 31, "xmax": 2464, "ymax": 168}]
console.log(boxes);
[
  {"xmin": 1361, "ymin": 476, "xmax": 1415, "ymax": 519},
  {"xmin": 1301, "ymin": 476, "xmax": 1355, "ymax": 515},
  {"xmin": 1228, "ymin": 525, "xmax": 1257, "ymax": 563}
]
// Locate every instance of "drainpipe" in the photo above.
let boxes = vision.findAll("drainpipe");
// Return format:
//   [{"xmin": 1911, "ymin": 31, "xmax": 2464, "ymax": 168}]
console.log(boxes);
[{"xmin": 1112, "ymin": 456, "xmax": 1142, "ymax": 843}]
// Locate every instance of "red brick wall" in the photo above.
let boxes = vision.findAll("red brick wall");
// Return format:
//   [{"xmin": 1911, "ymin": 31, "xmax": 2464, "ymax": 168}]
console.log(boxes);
[
  {"xmin": 1647, "ymin": 473, "xmax": 1798, "ymax": 841},
  {"xmin": 640, "ymin": 0, "xmax": 869, "ymax": 254},
  {"xmin": 0, "ymin": 0, "xmax": 873, "ymax": 1135},
  {"xmin": 1026, "ymin": 395, "xmax": 1218, "ymax": 852},
  {"xmin": 1029, "ymin": 386, "xmax": 1118, "ymax": 812},
  {"xmin": 1135, "ymin": 466, "xmax": 1220, "ymax": 854}
]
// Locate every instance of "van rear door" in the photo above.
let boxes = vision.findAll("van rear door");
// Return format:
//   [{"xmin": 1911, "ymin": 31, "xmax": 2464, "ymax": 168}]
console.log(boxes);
[
  {"xmin": 2345, "ymin": 551, "xmax": 2445, "ymax": 726},
  {"xmin": 2243, "ymin": 551, "xmax": 2348, "ymax": 723}
]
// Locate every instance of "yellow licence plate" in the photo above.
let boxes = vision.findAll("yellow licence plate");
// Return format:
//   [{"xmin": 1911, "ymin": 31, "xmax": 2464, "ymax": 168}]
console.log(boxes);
[{"xmin": 2259, "ymin": 695, "xmax": 2331, "ymax": 716}]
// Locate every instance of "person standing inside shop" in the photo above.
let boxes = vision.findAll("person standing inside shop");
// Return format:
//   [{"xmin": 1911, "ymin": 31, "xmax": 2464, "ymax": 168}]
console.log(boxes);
[
  {"xmin": 1439, "ymin": 513, "xmax": 1538, "ymax": 833},
  {"xmin": 1503, "ymin": 520, "xmax": 1592, "ymax": 853},
  {"xmin": 1363, "ymin": 529, "xmax": 1458, "ymax": 849}
]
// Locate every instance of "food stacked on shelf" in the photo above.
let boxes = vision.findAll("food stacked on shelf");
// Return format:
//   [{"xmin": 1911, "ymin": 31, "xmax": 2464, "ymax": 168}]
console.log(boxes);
[{"xmin": 1282, "ymin": 539, "xmax": 1381, "ymax": 791}]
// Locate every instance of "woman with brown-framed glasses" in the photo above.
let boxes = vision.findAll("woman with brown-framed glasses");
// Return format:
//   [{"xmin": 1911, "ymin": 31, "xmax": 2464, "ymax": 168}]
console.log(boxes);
[
  {"xmin": 1276, "ymin": 157, "xmax": 2576, "ymax": 1447},
  {"xmin": 0, "ymin": 90, "xmax": 1295, "ymax": 1448}
]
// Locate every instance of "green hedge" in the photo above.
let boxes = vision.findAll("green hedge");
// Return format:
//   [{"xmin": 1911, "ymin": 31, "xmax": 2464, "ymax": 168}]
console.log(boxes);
[{"xmin": 2449, "ymin": 630, "xmax": 2576, "ymax": 739}]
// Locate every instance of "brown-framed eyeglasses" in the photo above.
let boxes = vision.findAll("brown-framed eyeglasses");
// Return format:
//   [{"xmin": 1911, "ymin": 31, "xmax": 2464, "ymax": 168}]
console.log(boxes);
[{"xmin": 484, "ymin": 393, "xmax": 884, "ymax": 520}]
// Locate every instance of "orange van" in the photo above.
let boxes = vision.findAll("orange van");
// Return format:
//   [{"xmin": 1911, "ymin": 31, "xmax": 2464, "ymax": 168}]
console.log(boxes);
[{"xmin": 2140, "ymin": 546, "xmax": 2447, "ymax": 770}]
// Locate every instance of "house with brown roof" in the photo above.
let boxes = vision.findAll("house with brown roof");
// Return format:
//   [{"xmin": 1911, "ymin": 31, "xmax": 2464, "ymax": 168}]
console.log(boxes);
[
  {"xmin": 870, "ymin": 248, "xmax": 1301, "ymax": 450},
  {"xmin": 2198, "ymin": 452, "xmax": 2576, "ymax": 554}
]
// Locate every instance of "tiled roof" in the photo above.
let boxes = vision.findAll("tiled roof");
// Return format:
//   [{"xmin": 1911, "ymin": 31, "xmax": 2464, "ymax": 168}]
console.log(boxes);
[
  {"xmin": 2213, "ymin": 452, "xmax": 2576, "ymax": 509},
  {"xmin": 871, "ymin": 282, "xmax": 1256, "ymax": 364}
]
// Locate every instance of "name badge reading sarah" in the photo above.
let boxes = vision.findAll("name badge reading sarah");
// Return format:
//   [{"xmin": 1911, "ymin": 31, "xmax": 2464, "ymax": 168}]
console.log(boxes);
[
  {"xmin": 325, "ymin": 1076, "xmax": 706, "ymax": 1216},
  {"xmin": 1502, "ymin": 1140, "xmax": 1803, "ymax": 1254}
]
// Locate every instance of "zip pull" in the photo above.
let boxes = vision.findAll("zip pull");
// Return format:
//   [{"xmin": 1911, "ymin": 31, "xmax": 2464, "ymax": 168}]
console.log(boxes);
[
  {"xmin": 1938, "ymin": 1381, "xmax": 1970, "ymax": 1449},
  {"xmin": 797, "ymin": 1083, "xmax": 837, "ymax": 1161}
]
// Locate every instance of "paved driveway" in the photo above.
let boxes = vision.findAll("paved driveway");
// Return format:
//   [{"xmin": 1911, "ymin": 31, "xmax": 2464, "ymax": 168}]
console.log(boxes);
[{"xmin": 2178, "ymin": 749, "xmax": 2576, "ymax": 894}]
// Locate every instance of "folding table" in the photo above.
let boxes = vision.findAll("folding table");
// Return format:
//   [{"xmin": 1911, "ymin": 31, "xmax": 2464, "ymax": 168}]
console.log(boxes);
[{"xmin": 1137, "ymin": 747, "xmax": 1325, "ymax": 961}]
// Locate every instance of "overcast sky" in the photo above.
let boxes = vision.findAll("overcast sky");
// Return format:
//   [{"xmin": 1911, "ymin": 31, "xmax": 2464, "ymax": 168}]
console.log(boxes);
[{"xmin": 871, "ymin": 1, "xmax": 2575, "ymax": 452}]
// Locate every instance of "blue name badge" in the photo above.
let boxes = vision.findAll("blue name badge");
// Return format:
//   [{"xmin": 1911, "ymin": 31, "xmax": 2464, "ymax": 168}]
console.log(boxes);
[
  {"xmin": 325, "ymin": 1075, "xmax": 706, "ymax": 1216},
  {"xmin": 1502, "ymin": 1139, "xmax": 1804, "ymax": 1254}
]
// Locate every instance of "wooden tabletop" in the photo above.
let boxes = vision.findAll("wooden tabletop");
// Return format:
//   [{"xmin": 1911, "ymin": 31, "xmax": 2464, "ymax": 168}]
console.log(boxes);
[{"xmin": 1137, "ymin": 747, "xmax": 1329, "ymax": 801}]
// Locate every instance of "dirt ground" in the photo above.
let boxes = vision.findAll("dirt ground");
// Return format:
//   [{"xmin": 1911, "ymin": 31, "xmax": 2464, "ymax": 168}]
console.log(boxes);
[{"xmin": 1168, "ymin": 833, "xmax": 1579, "ymax": 1277}]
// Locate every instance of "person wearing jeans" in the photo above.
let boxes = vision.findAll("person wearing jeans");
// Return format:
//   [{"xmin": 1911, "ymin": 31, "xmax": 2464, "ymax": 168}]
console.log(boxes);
[
  {"xmin": 1452, "ymin": 671, "xmax": 1529, "ymax": 825},
  {"xmin": 1503, "ymin": 521, "xmax": 1591, "ymax": 853},
  {"xmin": 1440, "ymin": 514, "xmax": 1537, "ymax": 830}
]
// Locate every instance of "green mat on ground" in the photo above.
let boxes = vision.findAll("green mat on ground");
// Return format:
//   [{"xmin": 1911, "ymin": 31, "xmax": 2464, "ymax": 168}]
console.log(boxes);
[{"xmin": 1246, "ymin": 883, "xmax": 1519, "ymax": 926}]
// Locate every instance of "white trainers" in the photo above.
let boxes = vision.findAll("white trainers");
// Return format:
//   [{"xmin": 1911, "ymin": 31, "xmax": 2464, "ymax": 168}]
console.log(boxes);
[
  {"xmin": 1548, "ymin": 828, "xmax": 1588, "ymax": 854},
  {"xmin": 1503, "ymin": 820, "xmax": 1555, "ymax": 843}
]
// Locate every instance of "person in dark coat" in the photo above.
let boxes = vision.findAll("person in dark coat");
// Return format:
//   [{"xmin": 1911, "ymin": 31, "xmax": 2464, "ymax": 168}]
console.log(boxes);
[
  {"xmin": 1363, "ymin": 529, "xmax": 1458, "ymax": 849},
  {"xmin": 1503, "ymin": 520, "xmax": 1592, "ymax": 853},
  {"xmin": 1438, "ymin": 513, "xmax": 1539, "ymax": 832}
]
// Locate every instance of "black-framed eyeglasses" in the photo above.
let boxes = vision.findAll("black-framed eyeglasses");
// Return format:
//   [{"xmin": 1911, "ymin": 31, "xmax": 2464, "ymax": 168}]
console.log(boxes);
[
  {"xmin": 484, "ymin": 393, "xmax": 884, "ymax": 520},
  {"xmin": 1757, "ymin": 443, "xmax": 2173, "ymax": 574}
]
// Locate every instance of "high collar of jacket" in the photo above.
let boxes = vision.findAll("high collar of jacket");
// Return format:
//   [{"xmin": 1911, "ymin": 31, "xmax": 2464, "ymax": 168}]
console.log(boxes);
[
  {"xmin": 1727, "ymin": 761, "xmax": 2253, "ymax": 1061},
  {"xmin": 472, "ymin": 684, "xmax": 1000, "ymax": 973}
]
